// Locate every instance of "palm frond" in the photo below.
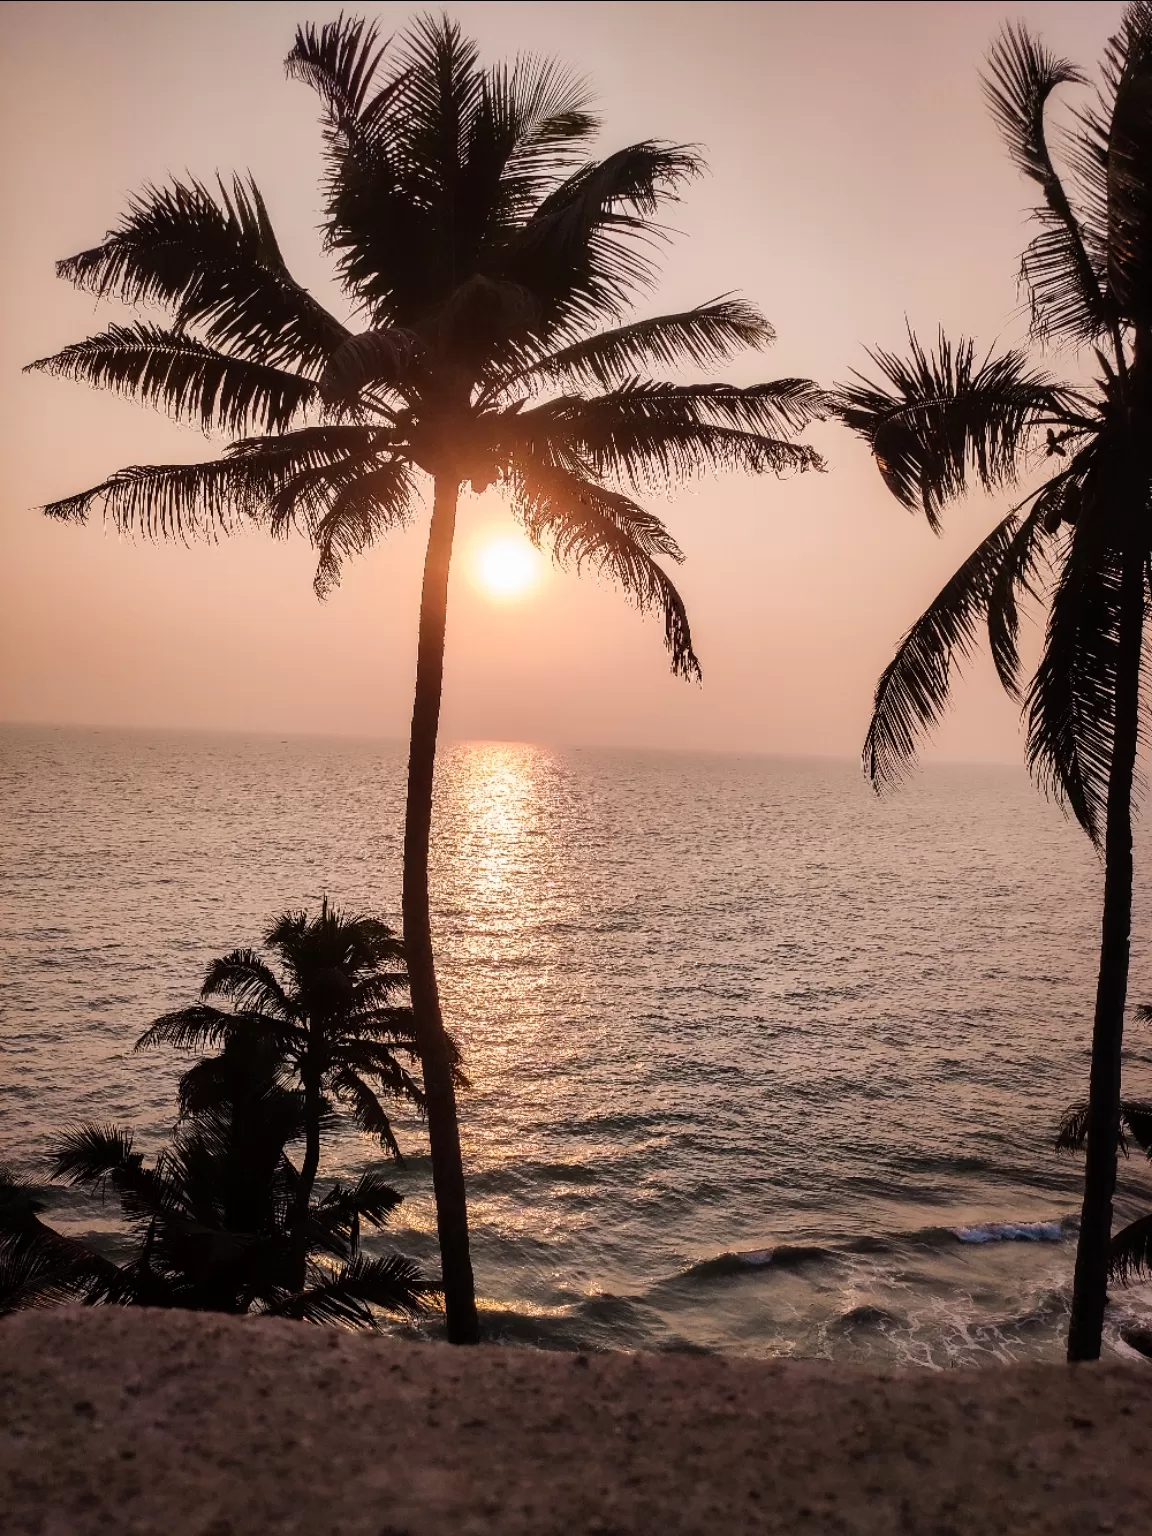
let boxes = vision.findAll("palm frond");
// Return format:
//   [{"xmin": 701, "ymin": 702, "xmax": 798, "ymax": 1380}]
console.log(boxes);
[
  {"xmin": 322, "ymin": 1172, "xmax": 403, "ymax": 1228},
  {"xmin": 201, "ymin": 949, "xmax": 294, "ymax": 1016},
  {"xmin": 505, "ymin": 141, "xmax": 703, "ymax": 344},
  {"xmin": 1056, "ymin": 1097, "xmax": 1152, "ymax": 1156},
  {"xmin": 329, "ymin": 1069, "xmax": 402, "ymax": 1159},
  {"xmin": 0, "ymin": 1234, "xmax": 95, "ymax": 1314},
  {"xmin": 58, "ymin": 176, "xmax": 348, "ymax": 371},
  {"xmin": 0, "ymin": 1171, "xmax": 123, "ymax": 1312},
  {"xmin": 836, "ymin": 332, "xmax": 1055, "ymax": 528},
  {"xmin": 984, "ymin": 24, "xmax": 1088, "ymax": 183},
  {"xmin": 348, "ymin": 973, "xmax": 412, "ymax": 1012},
  {"xmin": 135, "ymin": 1004, "xmax": 278, "ymax": 1055},
  {"xmin": 570, "ymin": 376, "xmax": 824, "ymax": 435},
  {"xmin": 477, "ymin": 51, "xmax": 599, "ymax": 204},
  {"xmin": 26, "ymin": 324, "xmax": 315, "ymax": 435},
  {"xmin": 1118, "ymin": 1098, "xmax": 1152, "ymax": 1152},
  {"xmin": 174, "ymin": 1037, "xmax": 302, "ymax": 1125},
  {"xmin": 286, "ymin": 15, "xmax": 392, "ymax": 133},
  {"xmin": 508, "ymin": 460, "xmax": 698, "ymax": 678},
  {"xmin": 265, "ymin": 904, "xmax": 405, "ymax": 977},
  {"xmin": 303, "ymin": 16, "xmax": 487, "ymax": 319},
  {"xmin": 42, "ymin": 423, "xmax": 388, "ymax": 535},
  {"xmin": 1105, "ymin": 3, "xmax": 1152, "ymax": 328},
  {"xmin": 864, "ymin": 510, "xmax": 1024, "ymax": 786},
  {"xmin": 1110, "ymin": 1212, "xmax": 1152, "ymax": 1283},
  {"xmin": 986, "ymin": 488, "xmax": 1058, "ymax": 695},
  {"xmin": 51, "ymin": 1125, "xmax": 141, "ymax": 1190},
  {"xmin": 266, "ymin": 1252, "xmax": 433, "ymax": 1326},
  {"xmin": 335, "ymin": 1252, "xmax": 435, "ymax": 1315},
  {"xmin": 335, "ymin": 1040, "xmax": 425, "ymax": 1111},
  {"xmin": 40, "ymin": 454, "xmax": 283, "ymax": 538},
  {"xmin": 307, "ymin": 458, "xmax": 417, "ymax": 597},
  {"xmin": 983, "ymin": 24, "xmax": 1109, "ymax": 344},
  {"xmin": 512, "ymin": 379, "xmax": 824, "ymax": 493},
  {"xmin": 1019, "ymin": 224, "xmax": 1110, "ymax": 345},
  {"xmin": 310, "ymin": 1172, "xmax": 403, "ymax": 1256},
  {"xmin": 51, "ymin": 1126, "xmax": 181, "ymax": 1226},
  {"xmin": 511, "ymin": 298, "xmax": 775, "ymax": 392},
  {"xmin": 175, "ymin": 1055, "xmax": 239, "ymax": 1119},
  {"xmin": 317, "ymin": 327, "xmax": 422, "ymax": 407},
  {"xmin": 1024, "ymin": 449, "xmax": 1132, "ymax": 843}
]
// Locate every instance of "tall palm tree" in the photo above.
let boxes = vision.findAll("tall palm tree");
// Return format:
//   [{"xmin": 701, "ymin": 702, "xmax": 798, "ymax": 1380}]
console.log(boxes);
[
  {"xmin": 834, "ymin": 7, "xmax": 1152, "ymax": 1360},
  {"xmin": 25, "ymin": 15, "xmax": 823, "ymax": 1341},
  {"xmin": 136, "ymin": 901, "xmax": 424, "ymax": 1284}
]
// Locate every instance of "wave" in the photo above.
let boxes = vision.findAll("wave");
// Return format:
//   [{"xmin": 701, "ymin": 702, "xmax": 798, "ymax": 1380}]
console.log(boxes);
[
  {"xmin": 680, "ymin": 1244, "xmax": 832, "ymax": 1280},
  {"xmin": 829, "ymin": 1304, "xmax": 907, "ymax": 1334},
  {"xmin": 671, "ymin": 1215, "xmax": 1076, "ymax": 1289},
  {"xmin": 950, "ymin": 1220, "xmax": 1070, "ymax": 1244}
]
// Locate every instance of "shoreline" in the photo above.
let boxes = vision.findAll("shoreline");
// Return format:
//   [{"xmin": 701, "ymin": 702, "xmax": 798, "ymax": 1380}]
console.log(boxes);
[{"xmin": 3, "ymin": 1307, "xmax": 1150, "ymax": 1534}]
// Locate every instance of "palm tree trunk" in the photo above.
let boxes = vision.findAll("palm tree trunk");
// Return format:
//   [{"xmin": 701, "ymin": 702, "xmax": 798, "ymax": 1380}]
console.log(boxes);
[
  {"xmin": 1067, "ymin": 549, "xmax": 1145, "ymax": 1361},
  {"xmin": 403, "ymin": 473, "xmax": 479, "ymax": 1345},
  {"xmin": 294, "ymin": 1074, "xmax": 322, "ymax": 1290}
]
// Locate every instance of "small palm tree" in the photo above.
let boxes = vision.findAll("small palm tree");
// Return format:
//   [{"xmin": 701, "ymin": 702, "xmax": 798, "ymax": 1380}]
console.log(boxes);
[
  {"xmin": 833, "ymin": 6, "xmax": 1152, "ymax": 1359},
  {"xmin": 26, "ymin": 15, "xmax": 823, "ymax": 1341},
  {"xmin": 136, "ymin": 901, "xmax": 424, "ymax": 1283},
  {"xmin": 0, "ymin": 1033, "xmax": 431, "ymax": 1325}
]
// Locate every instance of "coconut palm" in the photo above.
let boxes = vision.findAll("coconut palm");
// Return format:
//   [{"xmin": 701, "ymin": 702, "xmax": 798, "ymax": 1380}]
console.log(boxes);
[
  {"xmin": 25, "ymin": 14, "xmax": 823, "ymax": 1341},
  {"xmin": 0, "ymin": 1033, "xmax": 432, "ymax": 1325},
  {"xmin": 833, "ymin": 6, "xmax": 1152, "ymax": 1360},
  {"xmin": 136, "ymin": 901, "xmax": 424, "ymax": 1284}
]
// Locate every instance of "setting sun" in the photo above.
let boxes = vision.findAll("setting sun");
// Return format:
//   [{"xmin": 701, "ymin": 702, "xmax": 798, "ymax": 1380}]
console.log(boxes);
[{"xmin": 473, "ymin": 535, "xmax": 541, "ymax": 600}]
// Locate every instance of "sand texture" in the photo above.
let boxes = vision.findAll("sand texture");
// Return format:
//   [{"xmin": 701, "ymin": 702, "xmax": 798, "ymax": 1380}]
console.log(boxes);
[{"xmin": 2, "ymin": 1307, "xmax": 1150, "ymax": 1534}]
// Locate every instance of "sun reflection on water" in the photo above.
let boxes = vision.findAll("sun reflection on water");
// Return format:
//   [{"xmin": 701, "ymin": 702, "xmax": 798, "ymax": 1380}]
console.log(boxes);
[
  {"xmin": 440, "ymin": 741, "xmax": 544, "ymax": 906},
  {"xmin": 432, "ymin": 742, "xmax": 579, "ymax": 1136}
]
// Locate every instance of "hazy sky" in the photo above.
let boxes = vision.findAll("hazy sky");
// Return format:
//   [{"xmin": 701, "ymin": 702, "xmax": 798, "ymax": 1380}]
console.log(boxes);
[{"xmin": 0, "ymin": 1, "xmax": 1125, "ymax": 757}]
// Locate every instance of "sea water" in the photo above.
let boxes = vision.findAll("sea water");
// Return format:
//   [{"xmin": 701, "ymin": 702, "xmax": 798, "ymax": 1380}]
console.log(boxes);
[{"xmin": 3, "ymin": 724, "xmax": 1151, "ymax": 1366}]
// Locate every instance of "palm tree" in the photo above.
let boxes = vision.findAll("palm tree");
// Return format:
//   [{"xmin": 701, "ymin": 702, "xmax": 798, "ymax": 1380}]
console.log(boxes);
[
  {"xmin": 136, "ymin": 901, "xmax": 425, "ymax": 1284},
  {"xmin": 833, "ymin": 6, "xmax": 1152, "ymax": 1360},
  {"xmin": 0, "ymin": 1032, "xmax": 432, "ymax": 1326},
  {"xmin": 25, "ymin": 14, "xmax": 823, "ymax": 1341}
]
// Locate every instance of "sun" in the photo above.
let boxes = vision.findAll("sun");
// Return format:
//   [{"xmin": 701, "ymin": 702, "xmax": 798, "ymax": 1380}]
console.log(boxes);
[{"xmin": 473, "ymin": 534, "xmax": 541, "ymax": 600}]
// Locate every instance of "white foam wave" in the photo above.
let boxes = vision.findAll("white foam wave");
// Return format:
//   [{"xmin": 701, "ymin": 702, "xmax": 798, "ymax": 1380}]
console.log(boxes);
[{"xmin": 951, "ymin": 1221, "xmax": 1066, "ymax": 1245}]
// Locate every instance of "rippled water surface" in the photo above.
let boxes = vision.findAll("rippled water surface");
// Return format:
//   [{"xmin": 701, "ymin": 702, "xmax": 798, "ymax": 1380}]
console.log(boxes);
[{"xmin": 4, "ymin": 724, "xmax": 1152, "ymax": 1365}]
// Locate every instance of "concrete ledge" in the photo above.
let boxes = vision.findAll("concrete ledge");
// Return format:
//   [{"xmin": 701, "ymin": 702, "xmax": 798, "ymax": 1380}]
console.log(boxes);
[{"xmin": 2, "ymin": 1307, "xmax": 1150, "ymax": 1534}]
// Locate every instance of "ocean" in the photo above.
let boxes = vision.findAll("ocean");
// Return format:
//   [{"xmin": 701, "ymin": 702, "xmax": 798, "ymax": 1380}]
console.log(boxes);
[{"xmin": 3, "ymin": 723, "xmax": 1152, "ymax": 1367}]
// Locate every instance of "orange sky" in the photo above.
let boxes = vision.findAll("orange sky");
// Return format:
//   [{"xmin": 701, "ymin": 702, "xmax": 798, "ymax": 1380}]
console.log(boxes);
[{"xmin": 0, "ymin": 1, "xmax": 1124, "ymax": 759}]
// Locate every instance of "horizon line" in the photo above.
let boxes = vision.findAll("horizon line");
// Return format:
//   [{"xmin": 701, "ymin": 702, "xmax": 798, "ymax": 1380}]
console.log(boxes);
[{"xmin": 0, "ymin": 715, "xmax": 1029, "ymax": 773}]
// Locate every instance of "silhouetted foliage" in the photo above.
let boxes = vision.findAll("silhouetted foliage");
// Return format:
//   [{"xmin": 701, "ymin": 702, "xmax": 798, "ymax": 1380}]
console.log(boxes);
[
  {"xmin": 24, "ymin": 11, "xmax": 825, "ymax": 1343},
  {"xmin": 26, "ymin": 13, "xmax": 823, "ymax": 672},
  {"xmin": 134, "ymin": 899, "xmax": 430, "ymax": 1287},
  {"xmin": 0, "ymin": 1021, "xmax": 433, "ymax": 1325},
  {"xmin": 1058, "ymin": 1030, "xmax": 1152, "ymax": 1286},
  {"xmin": 834, "ymin": 3, "xmax": 1152, "ymax": 1360}
]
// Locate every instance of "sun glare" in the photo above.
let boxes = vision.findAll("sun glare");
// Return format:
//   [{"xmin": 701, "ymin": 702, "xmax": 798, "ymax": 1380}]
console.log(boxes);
[{"xmin": 473, "ymin": 535, "xmax": 541, "ymax": 600}]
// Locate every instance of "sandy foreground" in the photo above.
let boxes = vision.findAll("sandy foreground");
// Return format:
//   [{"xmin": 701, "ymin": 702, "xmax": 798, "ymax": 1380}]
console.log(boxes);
[{"xmin": 2, "ymin": 1308, "xmax": 1151, "ymax": 1535}]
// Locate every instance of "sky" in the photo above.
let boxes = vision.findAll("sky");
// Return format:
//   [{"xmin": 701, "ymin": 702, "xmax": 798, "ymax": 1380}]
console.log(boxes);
[{"xmin": 0, "ymin": 1, "xmax": 1127, "ymax": 758}]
